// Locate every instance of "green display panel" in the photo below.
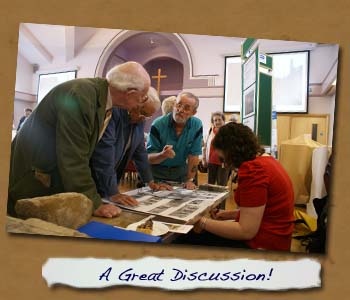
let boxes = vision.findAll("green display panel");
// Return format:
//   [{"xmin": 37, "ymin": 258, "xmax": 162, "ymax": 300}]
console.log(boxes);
[
  {"xmin": 257, "ymin": 72, "xmax": 272, "ymax": 146},
  {"xmin": 242, "ymin": 38, "xmax": 257, "ymax": 58},
  {"xmin": 241, "ymin": 39, "xmax": 273, "ymax": 148}
]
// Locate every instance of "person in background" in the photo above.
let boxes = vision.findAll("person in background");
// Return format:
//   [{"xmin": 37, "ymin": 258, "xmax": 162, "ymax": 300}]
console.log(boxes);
[
  {"xmin": 8, "ymin": 61, "xmax": 151, "ymax": 218},
  {"xmin": 202, "ymin": 111, "xmax": 230, "ymax": 186},
  {"xmin": 161, "ymin": 96, "xmax": 176, "ymax": 115},
  {"xmin": 228, "ymin": 113, "xmax": 239, "ymax": 123},
  {"xmin": 192, "ymin": 122, "xmax": 294, "ymax": 251},
  {"xmin": 17, "ymin": 108, "xmax": 32, "ymax": 132},
  {"xmin": 147, "ymin": 92, "xmax": 203, "ymax": 189},
  {"xmin": 90, "ymin": 87, "xmax": 172, "ymax": 207}
]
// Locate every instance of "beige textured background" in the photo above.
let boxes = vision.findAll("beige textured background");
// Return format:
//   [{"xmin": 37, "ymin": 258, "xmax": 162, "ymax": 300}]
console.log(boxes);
[{"xmin": 0, "ymin": 1, "xmax": 348, "ymax": 299}]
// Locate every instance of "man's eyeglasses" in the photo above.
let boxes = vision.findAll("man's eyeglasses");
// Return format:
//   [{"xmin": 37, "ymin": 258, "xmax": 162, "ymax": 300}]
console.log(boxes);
[
  {"xmin": 140, "ymin": 94, "xmax": 148, "ymax": 103},
  {"xmin": 127, "ymin": 88, "xmax": 148, "ymax": 103},
  {"xmin": 139, "ymin": 113, "xmax": 152, "ymax": 120},
  {"xmin": 175, "ymin": 102, "xmax": 194, "ymax": 113}
]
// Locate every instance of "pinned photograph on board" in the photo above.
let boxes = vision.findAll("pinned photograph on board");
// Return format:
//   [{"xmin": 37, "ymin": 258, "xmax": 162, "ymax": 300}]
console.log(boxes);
[
  {"xmin": 7, "ymin": 23, "xmax": 337, "ymax": 254},
  {"xmin": 243, "ymin": 84, "xmax": 255, "ymax": 117}
]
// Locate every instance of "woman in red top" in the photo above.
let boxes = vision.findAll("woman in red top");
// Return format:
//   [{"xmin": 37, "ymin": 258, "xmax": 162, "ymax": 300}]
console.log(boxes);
[
  {"xmin": 202, "ymin": 112, "xmax": 230, "ymax": 186},
  {"xmin": 197, "ymin": 122, "xmax": 295, "ymax": 251}
]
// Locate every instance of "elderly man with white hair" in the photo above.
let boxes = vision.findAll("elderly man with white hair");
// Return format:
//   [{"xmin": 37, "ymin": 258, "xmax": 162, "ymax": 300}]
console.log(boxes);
[
  {"xmin": 90, "ymin": 87, "xmax": 172, "ymax": 209},
  {"xmin": 8, "ymin": 61, "xmax": 150, "ymax": 218}
]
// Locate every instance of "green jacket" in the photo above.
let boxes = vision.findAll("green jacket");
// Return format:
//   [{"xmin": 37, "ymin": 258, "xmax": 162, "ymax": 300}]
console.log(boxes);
[{"xmin": 8, "ymin": 78, "xmax": 109, "ymax": 215}]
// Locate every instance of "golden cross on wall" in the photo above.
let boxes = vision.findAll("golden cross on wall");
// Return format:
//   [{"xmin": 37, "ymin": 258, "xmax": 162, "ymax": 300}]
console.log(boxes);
[{"xmin": 151, "ymin": 68, "xmax": 167, "ymax": 94}]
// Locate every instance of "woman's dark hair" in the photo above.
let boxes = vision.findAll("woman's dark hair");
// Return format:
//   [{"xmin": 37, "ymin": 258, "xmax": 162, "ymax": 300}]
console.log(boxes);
[{"xmin": 212, "ymin": 122, "xmax": 264, "ymax": 168}]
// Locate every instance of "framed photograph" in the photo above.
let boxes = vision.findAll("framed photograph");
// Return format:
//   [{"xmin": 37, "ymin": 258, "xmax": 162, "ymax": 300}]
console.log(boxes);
[{"xmin": 243, "ymin": 84, "xmax": 256, "ymax": 118}]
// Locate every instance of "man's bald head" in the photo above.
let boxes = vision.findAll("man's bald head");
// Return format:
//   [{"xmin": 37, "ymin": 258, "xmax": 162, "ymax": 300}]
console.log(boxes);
[
  {"xmin": 107, "ymin": 61, "xmax": 151, "ymax": 110},
  {"xmin": 106, "ymin": 61, "xmax": 150, "ymax": 92}
]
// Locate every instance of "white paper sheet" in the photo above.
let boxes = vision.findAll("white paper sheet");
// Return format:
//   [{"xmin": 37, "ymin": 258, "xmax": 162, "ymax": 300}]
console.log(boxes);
[{"xmin": 243, "ymin": 52, "xmax": 257, "ymax": 90}]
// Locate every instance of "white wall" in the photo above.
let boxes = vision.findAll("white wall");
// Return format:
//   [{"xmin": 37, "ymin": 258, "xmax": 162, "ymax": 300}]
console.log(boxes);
[
  {"xmin": 15, "ymin": 53, "xmax": 34, "ymax": 94},
  {"xmin": 182, "ymin": 34, "xmax": 242, "ymax": 86},
  {"xmin": 196, "ymin": 98, "xmax": 223, "ymax": 135}
]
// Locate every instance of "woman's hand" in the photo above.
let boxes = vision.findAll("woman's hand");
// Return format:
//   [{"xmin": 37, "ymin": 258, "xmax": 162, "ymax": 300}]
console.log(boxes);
[
  {"xmin": 199, "ymin": 206, "xmax": 265, "ymax": 241},
  {"xmin": 210, "ymin": 208, "xmax": 239, "ymax": 220},
  {"xmin": 193, "ymin": 216, "xmax": 209, "ymax": 233}
]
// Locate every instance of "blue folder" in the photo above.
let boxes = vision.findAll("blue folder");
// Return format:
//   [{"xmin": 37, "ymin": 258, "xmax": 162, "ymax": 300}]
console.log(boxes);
[{"xmin": 78, "ymin": 221, "xmax": 161, "ymax": 243}]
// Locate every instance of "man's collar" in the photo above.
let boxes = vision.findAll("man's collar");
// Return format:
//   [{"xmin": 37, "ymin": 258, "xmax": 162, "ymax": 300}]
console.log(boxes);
[{"xmin": 167, "ymin": 113, "xmax": 173, "ymax": 128}]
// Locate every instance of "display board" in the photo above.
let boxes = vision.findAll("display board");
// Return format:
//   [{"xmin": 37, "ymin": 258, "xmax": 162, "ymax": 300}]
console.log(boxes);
[
  {"xmin": 258, "ymin": 53, "xmax": 273, "ymax": 146},
  {"xmin": 241, "ymin": 39, "xmax": 259, "ymax": 132},
  {"xmin": 241, "ymin": 39, "xmax": 273, "ymax": 147},
  {"xmin": 37, "ymin": 70, "xmax": 77, "ymax": 103}
]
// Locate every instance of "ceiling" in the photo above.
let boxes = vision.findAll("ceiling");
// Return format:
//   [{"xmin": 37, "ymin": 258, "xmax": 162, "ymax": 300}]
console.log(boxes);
[{"xmin": 18, "ymin": 23, "xmax": 98, "ymax": 65}]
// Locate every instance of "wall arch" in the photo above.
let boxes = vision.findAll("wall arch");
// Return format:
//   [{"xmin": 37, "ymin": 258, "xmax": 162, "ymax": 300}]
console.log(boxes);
[{"xmin": 94, "ymin": 30, "xmax": 209, "ymax": 88}]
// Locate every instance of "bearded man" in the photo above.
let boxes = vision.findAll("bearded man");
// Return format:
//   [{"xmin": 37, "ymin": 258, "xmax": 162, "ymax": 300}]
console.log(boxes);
[{"xmin": 147, "ymin": 92, "xmax": 203, "ymax": 190}]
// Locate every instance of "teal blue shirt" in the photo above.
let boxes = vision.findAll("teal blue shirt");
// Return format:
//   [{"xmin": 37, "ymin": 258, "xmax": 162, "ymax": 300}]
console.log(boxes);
[{"xmin": 147, "ymin": 113, "xmax": 203, "ymax": 167}]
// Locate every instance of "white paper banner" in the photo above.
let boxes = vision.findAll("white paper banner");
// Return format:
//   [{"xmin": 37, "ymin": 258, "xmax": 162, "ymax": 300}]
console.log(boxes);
[{"xmin": 42, "ymin": 257, "xmax": 321, "ymax": 291}]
